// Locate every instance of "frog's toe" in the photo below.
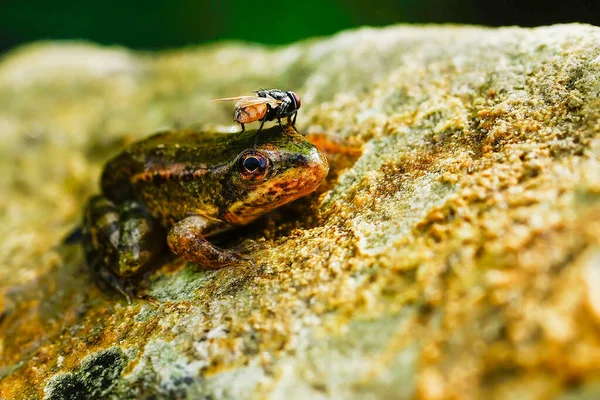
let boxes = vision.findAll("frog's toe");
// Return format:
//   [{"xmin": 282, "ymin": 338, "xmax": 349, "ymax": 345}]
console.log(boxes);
[
  {"xmin": 95, "ymin": 266, "xmax": 137, "ymax": 304},
  {"xmin": 236, "ymin": 251, "xmax": 252, "ymax": 261},
  {"xmin": 137, "ymin": 293, "xmax": 161, "ymax": 306},
  {"xmin": 234, "ymin": 238, "xmax": 267, "ymax": 254}
]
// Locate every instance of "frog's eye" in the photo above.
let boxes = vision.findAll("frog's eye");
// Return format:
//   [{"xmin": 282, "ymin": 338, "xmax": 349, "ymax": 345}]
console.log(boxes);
[{"xmin": 238, "ymin": 151, "xmax": 270, "ymax": 181}]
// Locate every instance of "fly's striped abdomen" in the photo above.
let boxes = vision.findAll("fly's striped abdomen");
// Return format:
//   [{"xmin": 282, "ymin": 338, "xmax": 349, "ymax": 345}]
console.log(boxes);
[{"xmin": 234, "ymin": 104, "xmax": 267, "ymax": 124}]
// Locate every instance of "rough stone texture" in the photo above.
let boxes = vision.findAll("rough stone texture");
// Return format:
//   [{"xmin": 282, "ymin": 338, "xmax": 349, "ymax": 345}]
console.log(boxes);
[{"xmin": 1, "ymin": 24, "xmax": 600, "ymax": 399}]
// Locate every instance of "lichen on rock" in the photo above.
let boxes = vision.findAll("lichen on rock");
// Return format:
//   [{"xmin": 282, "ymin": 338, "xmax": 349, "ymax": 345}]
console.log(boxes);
[
  {"xmin": 44, "ymin": 348, "xmax": 127, "ymax": 400},
  {"xmin": 2, "ymin": 24, "xmax": 600, "ymax": 399}
]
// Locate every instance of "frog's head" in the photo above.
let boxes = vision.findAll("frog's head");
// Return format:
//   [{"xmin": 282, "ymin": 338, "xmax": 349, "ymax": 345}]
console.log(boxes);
[{"xmin": 221, "ymin": 127, "xmax": 329, "ymax": 226}]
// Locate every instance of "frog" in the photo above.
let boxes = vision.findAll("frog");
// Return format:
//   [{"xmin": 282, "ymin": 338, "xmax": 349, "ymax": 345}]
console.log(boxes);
[{"xmin": 82, "ymin": 125, "xmax": 329, "ymax": 301}]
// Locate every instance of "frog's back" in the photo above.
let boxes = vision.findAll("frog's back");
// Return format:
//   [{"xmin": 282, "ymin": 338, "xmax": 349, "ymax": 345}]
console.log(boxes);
[
  {"xmin": 124, "ymin": 129, "xmax": 241, "ymax": 170},
  {"xmin": 101, "ymin": 129, "xmax": 243, "ymax": 223}
]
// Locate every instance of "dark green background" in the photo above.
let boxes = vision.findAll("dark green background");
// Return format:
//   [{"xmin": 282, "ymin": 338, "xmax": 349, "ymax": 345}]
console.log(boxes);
[{"xmin": 0, "ymin": 0, "xmax": 598, "ymax": 52}]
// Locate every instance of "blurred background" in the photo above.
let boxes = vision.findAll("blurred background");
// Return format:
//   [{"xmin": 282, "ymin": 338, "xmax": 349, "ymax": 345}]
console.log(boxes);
[{"xmin": 0, "ymin": 0, "xmax": 599, "ymax": 52}]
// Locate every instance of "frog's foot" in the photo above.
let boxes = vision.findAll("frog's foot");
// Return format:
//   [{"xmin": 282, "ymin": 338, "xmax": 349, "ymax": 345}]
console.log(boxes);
[
  {"xmin": 63, "ymin": 226, "xmax": 83, "ymax": 244},
  {"xmin": 233, "ymin": 238, "xmax": 267, "ymax": 257},
  {"xmin": 167, "ymin": 216, "xmax": 247, "ymax": 269},
  {"xmin": 92, "ymin": 261, "xmax": 137, "ymax": 304},
  {"xmin": 137, "ymin": 293, "xmax": 160, "ymax": 306},
  {"xmin": 91, "ymin": 259, "xmax": 162, "ymax": 305}
]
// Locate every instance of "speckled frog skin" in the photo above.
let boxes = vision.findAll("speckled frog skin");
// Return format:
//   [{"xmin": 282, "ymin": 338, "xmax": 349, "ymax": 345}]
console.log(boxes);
[{"xmin": 82, "ymin": 126, "xmax": 328, "ymax": 299}]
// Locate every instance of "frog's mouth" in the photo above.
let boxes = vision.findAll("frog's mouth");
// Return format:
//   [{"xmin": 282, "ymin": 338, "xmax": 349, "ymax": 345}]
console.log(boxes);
[{"xmin": 223, "ymin": 146, "xmax": 329, "ymax": 226}]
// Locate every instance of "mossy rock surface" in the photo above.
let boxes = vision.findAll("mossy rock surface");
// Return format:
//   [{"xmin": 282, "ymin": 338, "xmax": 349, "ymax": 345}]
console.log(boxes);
[{"xmin": 2, "ymin": 24, "xmax": 600, "ymax": 399}]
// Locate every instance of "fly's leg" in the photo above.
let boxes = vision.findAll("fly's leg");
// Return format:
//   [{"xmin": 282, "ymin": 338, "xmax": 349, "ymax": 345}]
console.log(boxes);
[
  {"xmin": 254, "ymin": 118, "xmax": 267, "ymax": 146},
  {"xmin": 234, "ymin": 107, "xmax": 247, "ymax": 137},
  {"xmin": 259, "ymin": 103, "xmax": 274, "ymax": 135},
  {"xmin": 285, "ymin": 113, "xmax": 301, "ymax": 135},
  {"xmin": 167, "ymin": 216, "xmax": 243, "ymax": 268},
  {"xmin": 257, "ymin": 118, "xmax": 266, "ymax": 134},
  {"xmin": 235, "ymin": 123, "xmax": 246, "ymax": 139},
  {"xmin": 275, "ymin": 103, "xmax": 288, "ymax": 131},
  {"xmin": 82, "ymin": 195, "xmax": 164, "ymax": 302}
]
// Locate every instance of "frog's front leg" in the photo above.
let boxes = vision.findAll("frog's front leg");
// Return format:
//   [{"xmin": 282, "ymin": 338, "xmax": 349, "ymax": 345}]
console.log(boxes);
[
  {"xmin": 83, "ymin": 195, "xmax": 164, "ymax": 300},
  {"xmin": 167, "ymin": 216, "xmax": 242, "ymax": 268}
]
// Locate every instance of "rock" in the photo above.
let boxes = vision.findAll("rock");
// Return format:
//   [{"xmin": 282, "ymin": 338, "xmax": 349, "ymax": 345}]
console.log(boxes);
[{"xmin": 1, "ymin": 24, "xmax": 600, "ymax": 399}]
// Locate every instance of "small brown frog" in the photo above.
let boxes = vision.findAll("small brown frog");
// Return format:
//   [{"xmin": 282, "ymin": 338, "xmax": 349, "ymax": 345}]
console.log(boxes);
[{"xmin": 82, "ymin": 126, "xmax": 328, "ymax": 300}]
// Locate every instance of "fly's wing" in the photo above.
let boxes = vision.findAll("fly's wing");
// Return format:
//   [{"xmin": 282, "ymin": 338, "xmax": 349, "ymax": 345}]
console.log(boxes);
[
  {"xmin": 211, "ymin": 95, "xmax": 281, "ymax": 108},
  {"xmin": 211, "ymin": 96, "xmax": 248, "ymax": 102}
]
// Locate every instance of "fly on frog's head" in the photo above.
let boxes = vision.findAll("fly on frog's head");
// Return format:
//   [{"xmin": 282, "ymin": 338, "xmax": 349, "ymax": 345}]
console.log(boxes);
[
  {"xmin": 220, "ymin": 126, "xmax": 328, "ymax": 226},
  {"xmin": 212, "ymin": 89, "xmax": 302, "ymax": 136}
]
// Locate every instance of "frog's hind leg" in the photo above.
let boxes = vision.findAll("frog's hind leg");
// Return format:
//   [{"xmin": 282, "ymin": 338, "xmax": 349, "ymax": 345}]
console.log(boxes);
[
  {"xmin": 83, "ymin": 196, "xmax": 120, "ymax": 266},
  {"xmin": 83, "ymin": 196, "xmax": 134, "ymax": 301},
  {"xmin": 116, "ymin": 200, "xmax": 165, "ymax": 277},
  {"xmin": 167, "ymin": 215, "xmax": 242, "ymax": 268},
  {"xmin": 82, "ymin": 195, "xmax": 164, "ymax": 302}
]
